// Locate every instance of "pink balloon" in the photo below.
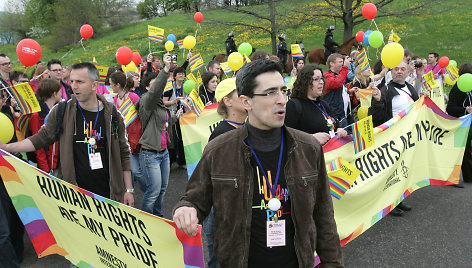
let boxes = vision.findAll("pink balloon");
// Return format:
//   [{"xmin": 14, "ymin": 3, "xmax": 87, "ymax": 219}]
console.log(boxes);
[
  {"xmin": 194, "ymin": 12, "xmax": 203, "ymax": 23},
  {"xmin": 116, "ymin": 47, "xmax": 133, "ymax": 65},
  {"xmin": 16, "ymin": 39, "xmax": 42, "ymax": 67},
  {"xmin": 80, "ymin": 24, "xmax": 93, "ymax": 39}
]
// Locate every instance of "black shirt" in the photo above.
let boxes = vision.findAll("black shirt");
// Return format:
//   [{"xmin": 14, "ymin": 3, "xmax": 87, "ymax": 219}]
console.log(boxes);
[
  {"xmin": 73, "ymin": 106, "xmax": 110, "ymax": 198},
  {"xmin": 208, "ymin": 120, "xmax": 235, "ymax": 141},
  {"xmin": 246, "ymin": 126, "xmax": 298, "ymax": 268},
  {"xmin": 285, "ymin": 97, "xmax": 337, "ymax": 134}
]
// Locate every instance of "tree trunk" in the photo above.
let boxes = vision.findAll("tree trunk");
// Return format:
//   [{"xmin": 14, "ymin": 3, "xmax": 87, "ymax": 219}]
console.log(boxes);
[
  {"xmin": 269, "ymin": 0, "xmax": 277, "ymax": 55},
  {"xmin": 342, "ymin": 0, "xmax": 354, "ymax": 42}
]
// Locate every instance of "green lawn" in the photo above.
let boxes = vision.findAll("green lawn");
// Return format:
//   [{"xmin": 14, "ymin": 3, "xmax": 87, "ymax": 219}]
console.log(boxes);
[{"xmin": 1, "ymin": 0, "xmax": 470, "ymax": 73}]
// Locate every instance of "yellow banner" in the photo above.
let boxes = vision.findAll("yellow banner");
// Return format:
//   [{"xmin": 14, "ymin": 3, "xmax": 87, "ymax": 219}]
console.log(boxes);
[
  {"xmin": 148, "ymin": 25, "xmax": 164, "ymax": 43},
  {"xmin": 290, "ymin": 44, "xmax": 303, "ymax": 57},
  {"xmin": 97, "ymin": 65, "xmax": 109, "ymax": 86},
  {"xmin": 424, "ymin": 70, "xmax": 438, "ymax": 88},
  {"xmin": 351, "ymin": 115, "xmax": 375, "ymax": 153},
  {"xmin": 323, "ymin": 97, "xmax": 470, "ymax": 246},
  {"xmin": 0, "ymin": 152, "xmax": 204, "ymax": 267}
]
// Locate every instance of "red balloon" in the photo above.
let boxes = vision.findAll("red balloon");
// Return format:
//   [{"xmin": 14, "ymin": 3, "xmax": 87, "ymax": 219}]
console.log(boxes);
[
  {"xmin": 16, "ymin": 39, "xmax": 42, "ymax": 67},
  {"xmin": 132, "ymin": 52, "xmax": 141, "ymax": 66},
  {"xmin": 362, "ymin": 3, "xmax": 377, "ymax": 20},
  {"xmin": 80, "ymin": 24, "xmax": 93, "ymax": 39},
  {"xmin": 356, "ymin": 31, "xmax": 364, "ymax": 43},
  {"xmin": 194, "ymin": 12, "xmax": 203, "ymax": 23},
  {"xmin": 438, "ymin": 56, "xmax": 449, "ymax": 68},
  {"xmin": 116, "ymin": 47, "xmax": 133, "ymax": 65}
]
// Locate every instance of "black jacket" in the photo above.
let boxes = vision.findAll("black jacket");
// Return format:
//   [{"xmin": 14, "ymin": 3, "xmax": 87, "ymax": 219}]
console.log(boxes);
[
  {"xmin": 225, "ymin": 38, "xmax": 237, "ymax": 56},
  {"xmin": 324, "ymin": 32, "xmax": 338, "ymax": 52},
  {"xmin": 369, "ymin": 81, "xmax": 419, "ymax": 127},
  {"xmin": 446, "ymin": 83, "xmax": 472, "ymax": 137}
]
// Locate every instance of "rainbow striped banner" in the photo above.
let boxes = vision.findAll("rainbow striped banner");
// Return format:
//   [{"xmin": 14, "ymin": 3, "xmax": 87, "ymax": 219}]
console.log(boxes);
[
  {"xmin": 16, "ymin": 114, "xmax": 30, "ymax": 137},
  {"xmin": 117, "ymin": 97, "xmax": 138, "ymax": 128},
  {"xmin": 148, "ymin": 25, "xmax": 164, "ymax": 43},
  {"xmin": 8, "ymin": 82, "xmax": 41, "ymax": 115},
  {"xmin": 326, "ymin": 158, "xmax": 361, "ymax": 200},
  {"xmin": 177, "ymin": 39, "xmax": 184, "ymax": 50},
  {"xmin": 96, "ymin": 65, "xmax": 109, "ymax": 86},
  {"xmin": 387, "ymin": 30, "xmax": 401, "ymax": 44},
  {"xmin": 323, "ymin": 97, "xmax": 470, "ymax": 248},
  {"xmin": 189, "ymin": 53, "xmax": 205, "ymax": 73},
  {"xmin": 0, "ymin": 149, "xmax": 205, "ymax": 267},
  {"xmin": 351, "ymin": 115, "xmax": 375, "ymax": 154},
  {"xmin": 291, "ymin": 44, "xmax": 304, "ymax": 57}
]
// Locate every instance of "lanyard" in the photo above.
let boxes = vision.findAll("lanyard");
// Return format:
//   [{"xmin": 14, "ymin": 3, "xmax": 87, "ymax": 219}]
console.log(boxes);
[
  {"xmin": 246, "ymin": 130, "xmax": 284, "ymax": 198},
  {"xmin": 77, "ymin": 100, "xmax": 100, "ymax": 139},
  {"xmin": 311, "ymin": 100, "xmax": 330, "ymax": 120},
  {"xmin": 174, "ymin": 81, "xmax": 183, "ymax": 97},
  {"xmin": 224, "ymin": 119, "xmax": 245, "ymax": 126}
]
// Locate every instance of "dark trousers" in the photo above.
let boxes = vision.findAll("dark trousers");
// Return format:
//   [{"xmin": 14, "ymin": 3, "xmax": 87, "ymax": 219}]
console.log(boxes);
[
  {"xmin": 170, "ymin": 123, "xmax": 186, "ymax": 166},
  {"xmin": 463, "ymin": 137, "xmax": 472, "ymax": 182}
]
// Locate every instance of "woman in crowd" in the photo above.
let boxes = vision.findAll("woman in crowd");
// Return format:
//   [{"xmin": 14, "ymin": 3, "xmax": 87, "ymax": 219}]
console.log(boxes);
[
  {"xmin": 290, "ymin": 57, "xmax": 305, "ymax": 76},
  {"xmin": 285, "ymin": 64, "xmax": 348, "ymax": 145},
  {"xmin": 446, "ymin": 62, "xmax": 472, "ymax": 183},
  {"xmin": 28, "ymin": 79, "xmax": 61, "ymax": 175},
  {"xmin": 199, "ymin": 71, "xmax": 218, "ymax": 105},
  {"xmin": 109, "ymin": 72, "xmax": 143, "ymax": 187},
  {"xmin": 127, "ymin": 71, "xmax": 145, "ymax": 97}
]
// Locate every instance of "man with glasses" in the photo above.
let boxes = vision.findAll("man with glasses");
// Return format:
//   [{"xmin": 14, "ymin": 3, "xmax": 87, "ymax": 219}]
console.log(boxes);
[
  {"xmin": 0, "ymin": 54, "xmax": 12, "ymax": 83},
  {"xmin": 47, "ymin": 59, "xmax": 72, "ymax": 100},
  {"xmin": 173, "ymin": 60, "xmax": 343, "ymax": 267}
]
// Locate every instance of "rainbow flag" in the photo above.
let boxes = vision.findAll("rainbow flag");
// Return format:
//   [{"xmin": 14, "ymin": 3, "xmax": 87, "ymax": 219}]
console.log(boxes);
[
  {"xmin": 291, "ymin": 44, "xmax": 303, "ymax": 57},
  {"xmin": 242, "ymin": 54, "xmax": 251, "ymax": 67},
  {"xmin": 177, "ymin": 39, "xmax": 184, "ymax": 50},
  {"xmin": 187, "ymin": 89, "xmax": 205, "ymax": 116},
  {"xmin": 423, "ymin": 70, "xmax": 438, "ymax": 91},
  {"xmin": 356, "ymin": 48, "xmax": 370, "ymax": 72},
  {"xmin": 422, "ymin": 80, "xmax": 433, "ymax": 92},
  {"xmin": 446, "ymin": 65, "xmax": 459, "ymax": 82},
  {"xmin": 16, "ymin": 114, "xmax": 30, "ymax": 137},
  {"xmin": 196, "ymin": 71, "xmax": 203, "ymax": 87},
  {"xmin": 96, "ymin": 65, "xmax": 109, "ymax": 86},
  {"xmin": 180, "ymin": 98, "xmax": 192, "ymax": 111},
  {"xmin": 351, "ymin": 115, "xmax": 375, "ymax": 154},
  {"xmin": 148, "ymin": 25, "xmax": 164, "ymax": 43},
  {"xmin": 189, "ymin": 53, "xmax": 205, "ymax": 73},
  {"xmin": 326, "ymin": 158, "xmax": 361, "ymax": 200},
  {"xmin": 164, "ymin": 77, "xmax": 174, "ymax": 94},
  {"xmin": 117, "ymin": 98, "xmax": 138, "ymax": 128},
  {"xmin": 7, "ymin": 82, "xmax": 40, "ymax": 115},
  {"xmin": 220, "ymin": 62, "xmax": 232, "ymax": 74},
  {"xmin": 387, "ymin": 30, "xmax": 401, "ymax": 43}
]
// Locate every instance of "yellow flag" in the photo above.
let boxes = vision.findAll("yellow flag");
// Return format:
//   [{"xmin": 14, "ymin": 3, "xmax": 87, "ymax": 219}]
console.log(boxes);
[
  {"xmin": 290, "ymin": 44, "xmax": 303, "ymax": 57},
  {"xmin": 9, "ymin": 82, "xmax": 41, "ymax": 114},
  {"xmin": 388, "ymin": 30, "xmax": 401, "ymax": 43},
  {"xmin": 92, "ymin": 57, "xmax": 97, "ymax": 63},
  {"xmin": 148, "ymin": 25, "xmax": 164, "ymax": 43},
  {"xmin": 96, "ymin": 65, "xmax": 109, "ymax": 86},
  {"xmin": 424, "ymin": 70, "xmax": 438, "ymax": 88},
  {"xmin": 326, "ymin": 157, "xmax": 361, "ymax": 200},
  {"xmin": 351, "ymin": 115, "xmax": 375, "ymax": 154},
  {"xmin": 188, "ymin": 89, "xmax": 205, "ymax": 116}
]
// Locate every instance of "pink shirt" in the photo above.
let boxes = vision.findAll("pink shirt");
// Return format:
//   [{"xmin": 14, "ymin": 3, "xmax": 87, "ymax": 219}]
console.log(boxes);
[
  {"xmin": 97, "ymin": 84, "xmax": 110, "ymax": 95},
  {"xmin": 425, "ymin": 64, "xmax": 446, "ymax": 79}
]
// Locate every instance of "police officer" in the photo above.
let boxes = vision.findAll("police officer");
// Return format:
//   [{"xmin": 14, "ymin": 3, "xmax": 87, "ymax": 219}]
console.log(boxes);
[
  {"xmin": 225, "ymin": 32, "xmax": 237, "ymax": 58},
  {"xmin": 277, "ymin": 33, "xmax": 289, "ymax": 69},
  {"xmin": 324, "ymin": 26, "xmax": 339, "ymax": 61}
]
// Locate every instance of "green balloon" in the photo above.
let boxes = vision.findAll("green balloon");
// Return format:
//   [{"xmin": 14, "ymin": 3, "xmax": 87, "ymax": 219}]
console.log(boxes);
[
  {"xmin": 458, "ymin": 73, "xmax": 472, "ymax": 93},
  {"xmin": 183, "ymin": 80, "xmax": 196, "ymax": 95},
  {"xmin": 238, "ymin": 42, "xmax": 252, "ymax": 56},
  {"xmin": 449, "ymin": 60, "xmax": 457, "ymax": 67},
  {"xmin": 368, "ymin": 31, "xmax": 384, "ymax": 48}
]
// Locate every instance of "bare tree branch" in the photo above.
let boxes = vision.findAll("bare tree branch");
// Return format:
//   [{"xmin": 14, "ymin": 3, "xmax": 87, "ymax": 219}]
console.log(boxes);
[{"xmin": 224, "ymin": 6, "xmax": 271, "ymax": 22}]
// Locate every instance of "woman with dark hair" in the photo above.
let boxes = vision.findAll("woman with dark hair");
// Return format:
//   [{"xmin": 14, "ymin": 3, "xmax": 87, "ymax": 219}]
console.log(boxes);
[
  {"xmin": 446, "ymin": 62, "xmax": 472, "ymax": 184},
  {"xmin": 285, "ymin": 64, "xmax": 348, "ymax": 144},
  {"xmin": 199, "ymin": 71, "xmax": 218, "ymax": 105},
  {"xmin": 290, "ymin": 58, "xmax": 305, "ymax": 76}
]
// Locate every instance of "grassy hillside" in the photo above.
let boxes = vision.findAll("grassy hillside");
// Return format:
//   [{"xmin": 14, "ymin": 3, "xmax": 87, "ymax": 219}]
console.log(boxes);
[{"xmin": 0, "ymin": 0, "xmax": 470, "ymax": 72}]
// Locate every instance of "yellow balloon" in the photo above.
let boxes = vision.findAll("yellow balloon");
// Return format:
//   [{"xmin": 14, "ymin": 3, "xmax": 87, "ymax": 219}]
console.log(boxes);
[
  {"xmin": 122, "ymin": 61, "xmax": 138, "ymax": 73},
  {"xmin": 228, "ymin": 52, "xmax": 244, "ymax": 71},
  {"xmin": 0, "ymin": 113, "xmax": 14, "ymax": 143},
  {"xmin": 183, "ymin": 35, "xmax": 196, "ymax": 49},
  {"xmin": 381, "ymin": 42, "xmax": 404, "ymax": 69},
  {"xmin": 165, "ymin": 40, "xmax": 174, "ymax": 51},
  {"xmin": 357, "ymin": 106, "xmax": 369, "ymax": 120}
]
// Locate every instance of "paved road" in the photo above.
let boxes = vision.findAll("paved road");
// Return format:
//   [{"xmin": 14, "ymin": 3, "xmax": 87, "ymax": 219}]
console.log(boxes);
[{"xmin": 22, "ymin": 164, "xmax": 472, "ymax": 267}]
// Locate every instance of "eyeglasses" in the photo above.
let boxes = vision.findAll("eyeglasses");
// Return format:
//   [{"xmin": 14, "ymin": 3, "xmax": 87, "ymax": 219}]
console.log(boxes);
[
  {"xmin": 51, "ymin": 69, "xmax": 63, "ymax": 73},
  {"xmin": 19, "ymin": 80, "xmax": 29, "ymax": 83},
  {"xmin": 252, "ymin": 88, "xmax": 291, "ymax": 98},
  {"xmin": 313, "ymin": 77, "xmax": 325, "ymax": 83},
  {"xmin": 0, "ymin": 62, "xmax": 12, "ymax": 66}
]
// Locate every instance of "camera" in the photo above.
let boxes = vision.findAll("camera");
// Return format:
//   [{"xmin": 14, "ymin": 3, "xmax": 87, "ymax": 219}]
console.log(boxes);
[
  {"xmin": 413, "ymin": 60, "xmax": 423, "ymax": 68},
  {"xmin": 171, "ymin": 54, "xmax": 177, "ymax": 62}
]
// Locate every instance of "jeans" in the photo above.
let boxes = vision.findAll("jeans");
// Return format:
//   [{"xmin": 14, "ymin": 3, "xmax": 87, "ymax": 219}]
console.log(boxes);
[
  {"xmin": 130, "ymin": 153, "xmax": 143, "ymax": 188},
  {"xmin": 203, "ymin": 207, "xmax": 219, "ymax": 268},
  {"xmin": 138, "ymin": 149, "xmax": 170, "ymax": 216}
]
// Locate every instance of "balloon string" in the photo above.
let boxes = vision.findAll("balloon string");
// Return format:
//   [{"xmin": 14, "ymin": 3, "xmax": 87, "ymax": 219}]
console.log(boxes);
[{"xmin": 79, "ymin": 38, "xmax": 86, "ymax": 51}]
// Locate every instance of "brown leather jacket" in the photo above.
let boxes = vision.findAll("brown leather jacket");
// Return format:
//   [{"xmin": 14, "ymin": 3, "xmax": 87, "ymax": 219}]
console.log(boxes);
[
  {"xmin": 174, "ymin": 125, "xmax": 343, "ymax": 268},
  {"xmin": 29, "ymin": 94, "xmax": 131, "ymax": 201}
]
